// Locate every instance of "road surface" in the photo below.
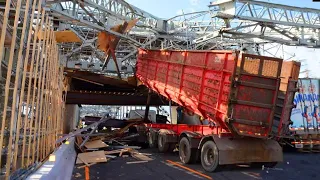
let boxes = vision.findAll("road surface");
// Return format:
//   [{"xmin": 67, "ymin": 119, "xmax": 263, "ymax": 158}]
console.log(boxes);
[{"xmin": 72, "ymin": 148, "xmax": 320, "ymax": 180}]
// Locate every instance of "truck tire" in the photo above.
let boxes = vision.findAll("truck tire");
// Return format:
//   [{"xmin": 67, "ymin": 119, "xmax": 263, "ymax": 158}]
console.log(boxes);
[
  {"xmin": 158, "ymin": 133, "xmax": 169, "ymax": 152},
  {"xmin": 179, "ymin": 137, "xmax": 197, "ymax": 164},
  {"xmin": 201, "ymin": 140, "xmax": 220, "ymax": 172},
  {"xmin": 147, "ymin": 131, "xmax": 157, "ymax": 148}
]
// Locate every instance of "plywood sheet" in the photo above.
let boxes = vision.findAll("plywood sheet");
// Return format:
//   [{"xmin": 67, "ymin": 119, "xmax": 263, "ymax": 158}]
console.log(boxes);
[
  {"xmin": 97, "ymin": 31, "xmax": 109, "ymax": 52},
  {"xmin": 84, "ymin": 140, "xmax": 108, "ymax": 149},
  {"xmin": 55, "ymin": 31, "xmax": 82, "ymax": 43},
  {"xmin": 37, "ymin": 30, "xmax": 82, "ymax": 43},
  {"xmin": 97, "ymin": 19, "xmax": 138, "ymax": 53},
  {"xmin": 76, "ymin": 151, "xmax": 107, "ymax": 164}
]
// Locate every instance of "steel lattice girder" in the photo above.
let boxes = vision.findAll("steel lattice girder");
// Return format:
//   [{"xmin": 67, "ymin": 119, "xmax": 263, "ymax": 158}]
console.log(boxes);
[
  {"xmin": 208, "ymin": 0, "xmax": 320, "ymax": 47},
  {"xmin": 46, "ymin": 0, "xmax": 320, "ymax": 74}
]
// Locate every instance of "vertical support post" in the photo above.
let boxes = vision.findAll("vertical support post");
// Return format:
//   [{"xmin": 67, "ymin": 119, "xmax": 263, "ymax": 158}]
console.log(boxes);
[
  {"xmin": 21, "ymin": 0, "xmax": 40, "ymax": 167},
  {"xmin": 144, "ymin": 90, "xmax": 152, "ymax": 122},
  {"xmin": 169, "ymin": 100, "xmax": 172, "ymax": 123},
  {"xmin": 12, "ymin": 0, "xmax": 33, "ymax": 170},
  {"xmin": 1, "ymin": 0, "xmax": 24, "ymax": 177},
  {"xmin": 27, "ymin": 6, "xmax": 46, "ymax": 167}
]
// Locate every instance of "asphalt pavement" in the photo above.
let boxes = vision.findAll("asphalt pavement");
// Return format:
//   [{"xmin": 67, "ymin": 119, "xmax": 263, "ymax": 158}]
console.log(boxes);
[{"xmin": 72, "ymin": 148, "xmax": 320, "ymax": 180}]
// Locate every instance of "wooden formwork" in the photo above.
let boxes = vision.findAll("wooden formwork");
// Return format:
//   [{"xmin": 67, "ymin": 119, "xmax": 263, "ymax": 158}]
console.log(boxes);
[{"xmin": 0, "ymin": 0, "xmax": 66, "ymax": 179}]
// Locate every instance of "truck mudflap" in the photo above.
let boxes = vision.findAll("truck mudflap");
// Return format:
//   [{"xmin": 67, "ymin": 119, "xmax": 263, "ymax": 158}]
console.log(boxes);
[{"xmin": 212, "ymin": 136, "xmax": 283, "ymax": 165}]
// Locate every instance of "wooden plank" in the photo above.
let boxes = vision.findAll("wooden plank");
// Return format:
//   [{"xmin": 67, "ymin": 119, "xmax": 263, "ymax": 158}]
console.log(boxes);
[
  {"xmin": 80, "ymin": 125, "xmax": 99, "ymax": 148},
  {"xmin": 55, "ymin": 30, "xmax": 82, "ymax": 43},
  {"xmin": 105, "ymin": 155, "xmax": 117, "ymax": 159},
  {"xmin": 27, "ymin": 6, "xmax": 46, "ymax": 166},
  {"xmin": 51, "ymin": 42, "xmax": 59, "ymax": 152},
  {"xmin": 3, "ymin": 0, "xmax": 25, "ymax": 177},
  {"xmin": 77, "ymin": 155, "xmax": 90, "ymax": 166},
  {"xmin": 76, "ymin": 151, "xmax": 107, "ymax": 164},
  {"xmin": 21, "ymin": 0, "xmax": 41, "ymax": 168},
  {"xmin": 0, "ymin": 0, "xmax": 12, "ymax": 61},
  {"xmin": 42, "ymin": 29, "xmax": 52, "ymax": 159},
  {"xmin": 104, "ymin": 148, "xmax": 130, "ymax": 155},
  {"xmin": 130, "ymin": 151, "xmax": 153, "ymax": 161},
  {"xmin": 110, "ymin": 146, "xmax": 141, "ymax": 149},
  {"xmin": 38, "ymin": 30, "xmax": 82, "ymax": 43},
  {"xmin": 0, "ymin": 0, "xmax": 15, "ymax": 169},
  {"xmin": 42, "ymin": 29, "xmax": 54, "ymax": 160},
  {"xmin": 84, "ymin": 140, "xmax": 108, "ymax": 149},
  {"xmin": 12, "ymin": 0, "xmax": 33, "ymax": 170},
  {"xmin": 35, "ymin": 15, "xmax": 51, "ymax": 162},
  {"xmin": 56, "ymin": 116, "xmax": 110, "ymax": 144},
  {"xmin": 126, "ymin": 161, "xmax": 148, "ymax": 164},
  {"xmin": 77, "ymin": 163, "xmax": 97, "ymax": 169},
  {"xmin": 31, "ymin": 14, "xmax": 49, "ymax": 164}
]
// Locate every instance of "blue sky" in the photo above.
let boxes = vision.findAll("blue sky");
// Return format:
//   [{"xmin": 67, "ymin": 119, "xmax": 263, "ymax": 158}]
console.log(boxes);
[{"xmin": 126, "ymin": 0, "xmax": 320, "ymax": 77}]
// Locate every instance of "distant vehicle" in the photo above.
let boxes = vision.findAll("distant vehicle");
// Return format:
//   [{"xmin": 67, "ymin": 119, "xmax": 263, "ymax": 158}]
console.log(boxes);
[{"xmin": 288, "ymin": 79, "xmax": 320, "ymax": 150}]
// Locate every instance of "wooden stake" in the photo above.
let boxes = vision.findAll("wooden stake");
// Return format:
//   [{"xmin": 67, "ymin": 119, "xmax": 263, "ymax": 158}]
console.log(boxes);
[
  {"xmin": 31, "ymin": 12, "xmax": 48, "ymax": 164},
  {"xmin": 0, "ymin": 0, "xmax": 14, "ymax": 169},
  {"xmin": 26, "ymin": 4, "xmax": 45, "ymax": 167},
  {"xmin": 35, "ymin": 16, "xmax": 51, "ymax": 161},
  {"xmin": 0, "ymin": 0, "xmax": 12, "ymax": 66},
  {"xmin": 0, "ymin": 0, "xmax": 23, "ymax": 177},
  {"xmin": 77, "ymin": 163, "xmax": 97, "ymax": 169},
  {"xmin": 42, "ymin": 29, "xmax": 54, "ymax": 160},
  {"xmin": 11, "ymin": 0, "xmax": 33, "ymax": 170}
]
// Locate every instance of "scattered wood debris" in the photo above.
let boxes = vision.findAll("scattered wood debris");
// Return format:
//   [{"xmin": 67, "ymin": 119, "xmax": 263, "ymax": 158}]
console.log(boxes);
[
  {"xmin": 130, "ymin": 150, "xmax": 153, "ymax": 161},
  {"xmin": 76, "ymin": 151, "xmax": 108, "ymax": 164},
  {"xmin": 77, "ymin": 163, "xmax": 97, "ymax": 169},
  {"xmin": 105, "ymin": 155, "xmax": 117, "ymax": 159},
  {"xmin": 71, "ymin": 116, "xmax": 154, "ymax": 170},
  {"xmin": 84, "ymin": 140, "xmax": 108, "ymax": 149},
  {"xmin": 126, "ymin": 161, "xmax": 149, "ymax": 164},
  {"xmin": 104, "ymin": 148, "xmax": 131, "ymax": 155}
]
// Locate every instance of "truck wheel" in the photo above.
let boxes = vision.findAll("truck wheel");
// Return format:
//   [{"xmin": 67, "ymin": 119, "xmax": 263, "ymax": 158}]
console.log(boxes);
[
  {"xmin": 201, "ymin": 140, "xmax": 219, "ymax": 172},
  {"xmin": 147, "ymin": 131, "xmax": 157, "ymax": 148},
  {"xmin": 179, "ymin": 137, "xmax": 197, "ymax": 164},
  {"xmin": 158, "ymin": 133, "xmax": 169, "ymax": 152}
]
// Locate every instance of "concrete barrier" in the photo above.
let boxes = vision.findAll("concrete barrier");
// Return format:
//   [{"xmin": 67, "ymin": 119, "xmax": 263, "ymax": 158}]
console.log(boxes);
[{"xmin": 26, "ymin": 138, "xmax": 76, "ymax": 180}]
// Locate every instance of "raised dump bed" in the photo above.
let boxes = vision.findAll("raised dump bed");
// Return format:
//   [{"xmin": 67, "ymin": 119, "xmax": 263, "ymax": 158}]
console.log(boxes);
[
  {"xmin": 136, "ymin": 49, "xmax": 285, "ymax": 172},
  {"xmin": 137, "ymin": 49, "xmax": 283, "ymax": 138}
]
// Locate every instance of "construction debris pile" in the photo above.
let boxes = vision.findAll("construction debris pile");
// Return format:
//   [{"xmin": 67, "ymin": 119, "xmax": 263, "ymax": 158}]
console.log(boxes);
[{"xmin": 59, "ymin": 114, "xmax": 154, "ymax": 174}]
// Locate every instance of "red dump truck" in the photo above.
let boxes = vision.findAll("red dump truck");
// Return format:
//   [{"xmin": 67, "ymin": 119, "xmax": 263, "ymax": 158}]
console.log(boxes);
[{"xmin": 136, "ymin": 49, "xmax": 287, "ymax": 172}]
